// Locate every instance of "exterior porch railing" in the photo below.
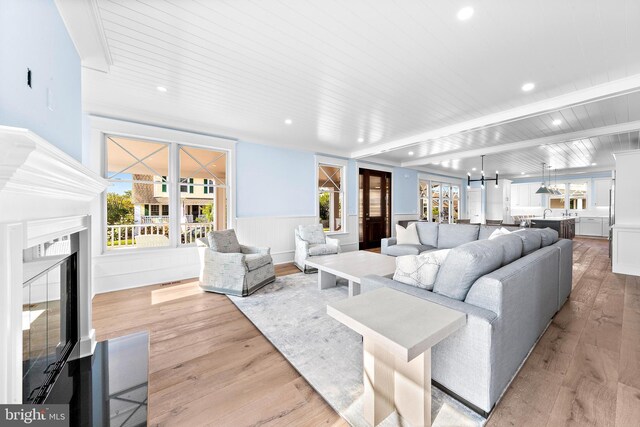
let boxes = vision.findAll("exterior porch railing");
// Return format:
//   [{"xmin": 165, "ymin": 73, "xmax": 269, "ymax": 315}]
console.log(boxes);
[{"xmin": 106, "ymin": 222, "xmax": 215, "ymax": 249}]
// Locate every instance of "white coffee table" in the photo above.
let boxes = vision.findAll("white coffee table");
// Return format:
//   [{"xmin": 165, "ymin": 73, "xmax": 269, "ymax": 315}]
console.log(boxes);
[
  {"xmin": 327, "ymin": 287, "xmax": 466, "ymax": 427},
  {"xmin": 304, "ymin": 250, "xmax": 396, "ymax": 297}
]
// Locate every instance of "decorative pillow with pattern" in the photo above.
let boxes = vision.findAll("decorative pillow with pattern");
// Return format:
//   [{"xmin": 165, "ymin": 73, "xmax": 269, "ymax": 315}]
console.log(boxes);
[
  {"xmin": 207, "ymin": 229, "xmax": 241, "ymax": 253},
  {"xmin": 299, "ymin": 224, "xmax": 326, "ymax": 245},
  {"xmin": 393, "ymin": 249, "xmax": 451, "ymax": 290}
]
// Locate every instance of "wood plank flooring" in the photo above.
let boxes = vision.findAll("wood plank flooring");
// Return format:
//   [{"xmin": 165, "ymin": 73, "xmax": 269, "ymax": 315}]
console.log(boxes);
[{"xmin": 92, "ymin": 238, "xmax": 640, "ymax": 427}]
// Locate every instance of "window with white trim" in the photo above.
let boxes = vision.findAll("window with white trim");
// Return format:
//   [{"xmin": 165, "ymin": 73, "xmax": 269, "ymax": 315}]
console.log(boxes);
[
  {"xmin": 318, "ymin": 163, "xmax": 345, "ymax": 232},
  {"xmin": 105, "ymin": 135, "xmax": 229, "ymax": 250}
]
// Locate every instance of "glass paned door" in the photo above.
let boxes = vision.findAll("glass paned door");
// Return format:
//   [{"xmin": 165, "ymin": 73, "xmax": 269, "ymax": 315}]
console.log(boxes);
[{"xmin": 359, "ymin": 169, "xmax": 391, "ymax": 249}]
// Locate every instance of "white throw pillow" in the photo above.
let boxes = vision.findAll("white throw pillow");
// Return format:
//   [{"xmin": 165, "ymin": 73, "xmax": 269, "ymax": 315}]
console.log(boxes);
[
  {"xmin": 393, "ymin": 249, "xmax": 451, "ymax": 290},
  {"xmin": 489, "ymin": 227, "xmax": 512, "ymax": 240},
  {"xmin": 395, "ymin": 223, "xmax": 421, "ymax": 245}
]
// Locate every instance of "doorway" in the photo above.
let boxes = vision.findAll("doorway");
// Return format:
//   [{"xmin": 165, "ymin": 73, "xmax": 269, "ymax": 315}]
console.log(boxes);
[
  {"xmin": 468, "ymin": 188, "xmax": 482, "ymax": 224},
  {"xmin": 359, "ymin": 169, "xmax": 392, "ymax": 249}
]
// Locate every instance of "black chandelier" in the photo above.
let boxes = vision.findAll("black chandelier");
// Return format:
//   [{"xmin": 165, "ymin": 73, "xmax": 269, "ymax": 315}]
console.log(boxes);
[{"xmin": 467, "ymin": 155, "xmax": 499, "ymax": 189}]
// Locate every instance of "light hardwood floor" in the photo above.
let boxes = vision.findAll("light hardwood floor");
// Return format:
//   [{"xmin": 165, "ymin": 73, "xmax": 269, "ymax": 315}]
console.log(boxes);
[{"xmin": 93, "ymin": 238, "xmax": 640, "ymax": 427}]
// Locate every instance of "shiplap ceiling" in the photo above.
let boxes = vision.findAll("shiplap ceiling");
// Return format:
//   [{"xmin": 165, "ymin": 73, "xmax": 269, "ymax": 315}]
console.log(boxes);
[{"xmin": 60, "ymin": 0, "xmax": 640, "ymax": 173}]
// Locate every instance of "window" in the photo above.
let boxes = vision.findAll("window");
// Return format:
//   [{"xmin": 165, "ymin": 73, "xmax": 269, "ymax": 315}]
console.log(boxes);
[
  {"xmin": 549, "ymin": 184, "xmax": 566, "ymax": 209},
  {"xmin": 569, "ymin": 182, "xmax": 587, "ymax": 210},
  {"xmin": 105, "ymin": 136, "xmax": 229, "ymax": 250},
  {"xmin": 419, "ymin": 180, "xmax": 429, "ymax": 219},
  {"xmin": 179, "ymin": 146, "xmax": 227, "ymax": 244},
  {"xmin": 422, "ymin": 179, "xmax": 460, "ymax": 223},
  {"xmin": 318, "ymin": 163, "xmax": 344, "ymax": 232},
  {"xmin": 106, "ymin": 136, "xmax": 170, "ymax": 249}
]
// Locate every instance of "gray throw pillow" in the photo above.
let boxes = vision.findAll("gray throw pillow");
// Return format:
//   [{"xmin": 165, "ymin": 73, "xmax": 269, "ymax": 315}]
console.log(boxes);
[
  {"xmin": 512, "ymin": 229, "xmax": 542, "ymax": 255},
  {"xmin": 491, "ymin": 234, "xmax": 523, "ymax": 265},
  {"xmin": 437, "ymin": 224, "xmax": 480, "ymax": 249},
  {"xmin": 433, "ymin": 239, "xmax": 503, "ymax": 301},
  {"xmin": 207, "ymin": 229, "xmax": 241, "ymax": 253},
  {"xmin": 298, "ymin": 224, "xmax": 326, "ymax": 245},
  {"xmin": 537, "ymin": 227, "xmax": 559, "ymax": 247}
]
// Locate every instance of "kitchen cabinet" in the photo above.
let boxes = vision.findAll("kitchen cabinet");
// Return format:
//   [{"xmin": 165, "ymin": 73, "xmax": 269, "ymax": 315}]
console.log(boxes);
[
  {"xmin": 593, "ymin": 179, "xmax": 611, "ymax": 207},
  {"xmin": 577, "ymin": 217, "xmax": 607, "ymax": 237},
  {"xmin": 511, "ymin": 183, "xmax": 543, "ymax": 208}
]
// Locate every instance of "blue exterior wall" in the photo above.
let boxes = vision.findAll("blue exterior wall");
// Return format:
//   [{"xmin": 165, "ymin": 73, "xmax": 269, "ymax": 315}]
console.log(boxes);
[{"xmin": 0, "ymin": 0, "xmax": 82, "ymax": 160}]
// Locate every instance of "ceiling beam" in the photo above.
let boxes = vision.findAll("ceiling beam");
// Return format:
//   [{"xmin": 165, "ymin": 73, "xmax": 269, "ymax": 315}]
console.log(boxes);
[
  {"xmin": 401, "ymin": 120, "xmax": 640, "ymax": 168},
  {"xmin": 55, "ymin": 0, "xmax": 112, "ymax": 72},
  {"xmin": 350, "ymin": 74, "xmax": 640, "ymax": 159}
]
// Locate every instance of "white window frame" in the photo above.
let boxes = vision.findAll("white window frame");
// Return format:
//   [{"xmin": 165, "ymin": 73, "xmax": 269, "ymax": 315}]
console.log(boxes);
[
  {"xmin": 315, "ymin": 156, "xmax": 348, "ymax": 235},
  {"xmin": 94, "ymin": 115, "xmax": 236, "ymax": 254},
  {"xmin": 418, "ymin": 173, "xmax": 462, "ymax": 223}
]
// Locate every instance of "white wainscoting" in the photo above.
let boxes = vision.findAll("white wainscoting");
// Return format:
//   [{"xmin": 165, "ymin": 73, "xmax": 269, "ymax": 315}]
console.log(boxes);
[
  {"xmin": 93, "ymin": 247, "xmax": 200, "ymax": 295},
  {"xmin": 94, "ymin": 215, "xmax": 361, "ymax": 294},
  {"xmin": 235, "ymin": 215, "xmax": 359, "ymax": 264}
]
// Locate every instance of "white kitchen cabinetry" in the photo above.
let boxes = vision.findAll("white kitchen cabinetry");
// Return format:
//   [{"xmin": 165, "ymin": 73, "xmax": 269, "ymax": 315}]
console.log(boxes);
[
  {"xmin": 593, "ymin": 179, "xmax": 611, "ymax": 207},
  {"xmin": 511, "ymin": 183, "xmax": 543, "ymax": 208},
  {"xmin": 577, "ymin": 217, "xmax": 607, "ymax": 237}
]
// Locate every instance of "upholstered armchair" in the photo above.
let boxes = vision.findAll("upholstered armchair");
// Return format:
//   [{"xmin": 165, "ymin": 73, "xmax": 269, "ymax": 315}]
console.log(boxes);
[
  {"xmin": 294, "ymin": 224, "xmax": 341, "ymax": 273},
  {"xmin": 196, "ymin": 229, "xmax": 275, "ymax": 296}
]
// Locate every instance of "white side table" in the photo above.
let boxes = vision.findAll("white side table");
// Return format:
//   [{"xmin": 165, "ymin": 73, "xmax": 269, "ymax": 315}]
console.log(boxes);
[{"xmin": 327, "ymin": 287, "xmax": 466, "ymax": 426}]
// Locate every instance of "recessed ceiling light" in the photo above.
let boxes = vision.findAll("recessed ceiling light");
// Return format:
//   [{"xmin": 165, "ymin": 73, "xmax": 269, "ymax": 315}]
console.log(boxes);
[
  {"xmin": 521, "ymin": 82, "xmax": 535, "ymax": 92},
  {"xmin": 357, "ymin": 137, "xmax": 364, "ymax": 143},
  {"xmin": 457, "ymin": 7, "xmax": 474, "ymax": 21},
  {"xmin": 284, "ymin": 119, "xmax": 292, "ymax": 125},
  {"xmin": 156, "ymin": 86, "xmax": 167, "ymax": 92},
  {"xmin": 591, "ymin": 162, "xmax": 597, "ymax": 166},
  {"xmin": 521, "ymin": 172, "xmax": 525, "ymax": 175},
  {"xmin": 472, "ymin": 167, "xmax": 477, "ymax": 171},
  {"xmin": 408, "ymin": 151, "xmax": 414, "ymax": 156},
  {"xmin": 552, "ymin": 119, "xmax": 562, "ymax": 126}
]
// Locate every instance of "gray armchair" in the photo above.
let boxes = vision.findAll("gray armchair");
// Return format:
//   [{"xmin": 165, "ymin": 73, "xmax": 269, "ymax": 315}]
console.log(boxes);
[
  {"xmin": 294, "ymin": 224, "xmax": 341, "ymax": 273},
  {"xmin": 196, "ymin": 229, "xmax": 275, "ymax": 296}
]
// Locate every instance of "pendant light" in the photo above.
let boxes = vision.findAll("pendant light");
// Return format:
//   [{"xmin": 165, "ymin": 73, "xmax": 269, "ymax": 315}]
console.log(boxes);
[
  {"xmin": 467, "ymin": 155, "xmax": 499, "ymax": 189},
  {"xmin": 552, "ymin": 168, "xmax": 562, "ymax": 196},
  {"xmin": 535, "ymin": 162, "xmax": 552, "ymax": 194}
]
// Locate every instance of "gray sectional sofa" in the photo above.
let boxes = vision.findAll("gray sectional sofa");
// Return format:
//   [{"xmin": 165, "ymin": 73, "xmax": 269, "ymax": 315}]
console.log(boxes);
[{"xmin": 364, "ymin": 223, "xmax": 573, "ymax": 415}]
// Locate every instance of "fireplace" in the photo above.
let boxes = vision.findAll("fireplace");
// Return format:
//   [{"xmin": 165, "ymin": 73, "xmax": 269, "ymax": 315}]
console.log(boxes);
[
  {"xmin": 0, "ymin": 126, "xmax": 108, "ymax": 404},
  {"xmin": 22, "ymin": 232, "xmax": 80, "ymax": 403}
]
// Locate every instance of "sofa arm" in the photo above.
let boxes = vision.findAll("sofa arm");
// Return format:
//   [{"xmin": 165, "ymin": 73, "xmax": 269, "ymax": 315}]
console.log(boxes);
[
  {"xmin": 325, "ymin": 236, "xmax": 341, "ymax": 253},
  {"xmin": 381, "ymin": 237, "xmax": 397, "ymax": 254},
  {"xmin": 241, "ymin": 245, "xmax": 271, "ymax": 255},
  {"xmin": 295, "ymin": 234, "xmax": 309, "ymax": 254},
  {"xmin": 205, "ymin": 250, "xmax": 247, "ymax": 275}
]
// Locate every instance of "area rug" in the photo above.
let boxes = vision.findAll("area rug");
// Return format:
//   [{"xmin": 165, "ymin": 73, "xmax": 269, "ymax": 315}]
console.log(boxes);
[{"xmin": 228, "ymin": 273, "xmax": 486, "ymax": 427}]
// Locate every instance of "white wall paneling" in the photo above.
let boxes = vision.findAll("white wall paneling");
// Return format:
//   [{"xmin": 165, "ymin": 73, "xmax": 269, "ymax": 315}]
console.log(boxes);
[
  {"xmin": 612, "ymin": 150, "xmax": 640, "ymax": 276},
  {"xmin": 235, "ymin": 215, "xmax": 359, "ymax": 265}
]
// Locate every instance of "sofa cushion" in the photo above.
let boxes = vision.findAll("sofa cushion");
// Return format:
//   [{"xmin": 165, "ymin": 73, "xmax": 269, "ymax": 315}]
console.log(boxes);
[
  {"xmin": 396, "ymin": 223, "xmax": 421, "ymax": 245},
  {"xmin": 437, "ymin": 224, "xmax": 480, "ymax": 249},
  {"xmin": 298, "ymin": 224, "xmax": 326, "ymax": 245},
  {"xmin": 537, "ymin": 227, "xmax": 559, "ymax": 247},
  {"xmin": 386, "ymin": 244, "xmax": 435, "ymax": 257},
  {"xmin": 393, "ymin": 249, "xmax": 450, "ymax": 290},
  {"xmin": 433, "ymin": 239, "xmax": 503, "ymax": 300},
  {"xmin": 415, "ymin": 222, "xmax": 439, "ymax": 247},
  {"xmin": 491, "ymin": 234, "xmax": 523, "ymax": 265},
  {"xmin": 244, "ymin": 253, "xmax": 272, "ymax": 271},
  {"xmin": 208, "ymin": 229, "xmax": 241, "ymax": 253},
  {"xmin": 512, "ymin": 229, "xmax": 543, "ymax": 255},
  {"xmin": 308, "ymin": 243, "xmax": 340, "ymax": 256}
]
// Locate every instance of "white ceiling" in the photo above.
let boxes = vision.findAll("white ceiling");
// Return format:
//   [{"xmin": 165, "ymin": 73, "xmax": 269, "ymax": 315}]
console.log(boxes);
[{"xmin": 59, "ymin": 0, "xmax": 640, "ymax": 173}]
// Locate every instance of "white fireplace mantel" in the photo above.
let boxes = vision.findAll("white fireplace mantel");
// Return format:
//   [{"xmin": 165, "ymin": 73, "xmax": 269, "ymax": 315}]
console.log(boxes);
[{"xmin": 0, "ymin": 125, "xmax": 108, "ymax": 404}]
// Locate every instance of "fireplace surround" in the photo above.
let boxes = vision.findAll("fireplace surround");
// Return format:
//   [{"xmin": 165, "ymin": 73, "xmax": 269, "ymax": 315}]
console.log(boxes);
[{"xmin": 0, "ymin": 125, "xmax": 107, "ymax": 404}]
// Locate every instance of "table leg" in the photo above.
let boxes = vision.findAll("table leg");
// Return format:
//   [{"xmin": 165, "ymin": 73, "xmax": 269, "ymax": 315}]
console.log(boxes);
[
  {"xmin": 318, "ymin": 269, "xmax": 337, "ymax": 290},
  {"xmin": 394, "ymin": 349, "xmax": 431, "ymax": 427},
  {"xmin": 349, "ymin": 280, "xmax": 361, "ymax": 297},
  {"xmin": 363, "ymin": 338, "xmax": 395, "ymax": 426}
]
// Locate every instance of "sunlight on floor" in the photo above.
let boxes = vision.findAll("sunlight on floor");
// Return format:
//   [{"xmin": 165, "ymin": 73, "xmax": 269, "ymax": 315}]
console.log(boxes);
[{"xmin": 150, "ymin": 281, "xmax": 201, "ymax": 305}]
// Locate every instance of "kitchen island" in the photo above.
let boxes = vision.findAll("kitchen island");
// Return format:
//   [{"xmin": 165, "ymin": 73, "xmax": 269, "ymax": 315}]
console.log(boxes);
[{"xmin": 530, "ymin": 217, "xmax": 575, "ymax": 239}]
